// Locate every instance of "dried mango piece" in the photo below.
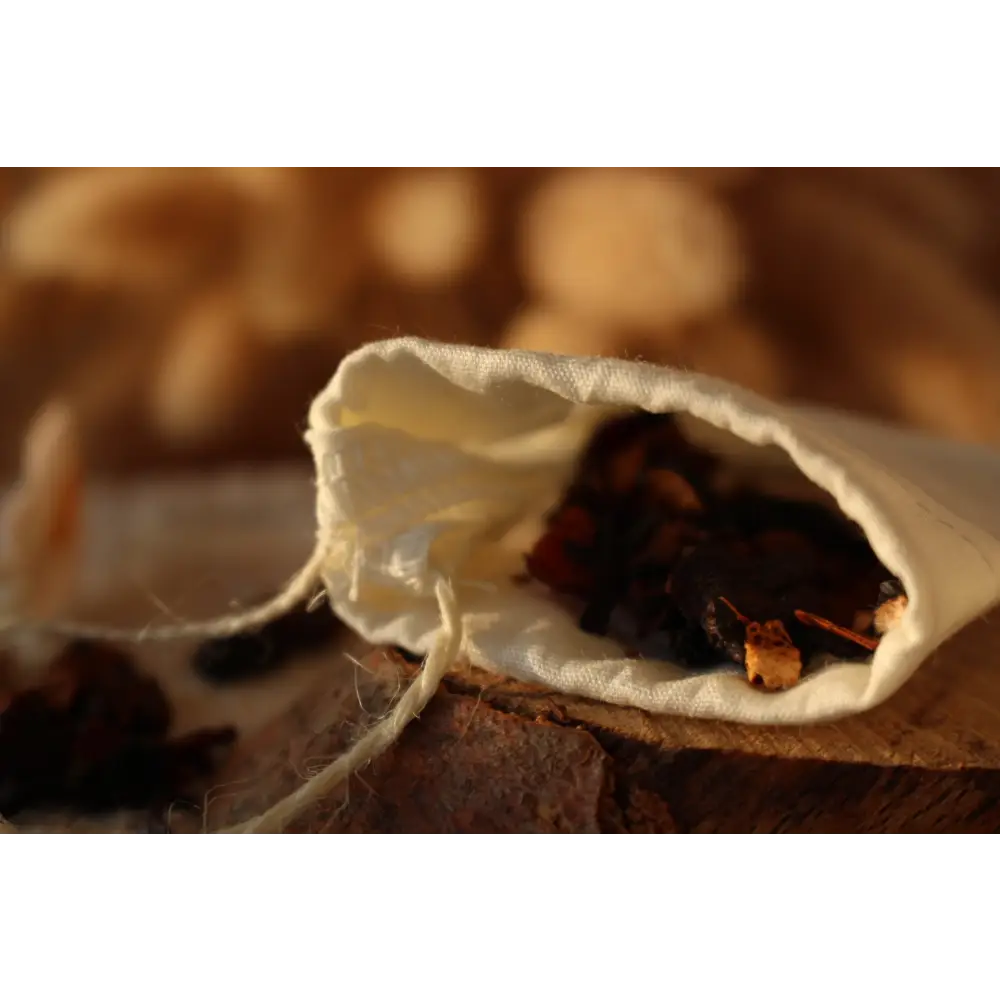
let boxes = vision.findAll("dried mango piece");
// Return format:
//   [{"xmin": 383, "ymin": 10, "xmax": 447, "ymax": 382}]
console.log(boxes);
[
  {"xmin": 716, "ymin": 597, "xmax": 802, "ymax": 688},
  {"xmin": 874, "ymin": 596, "xmax": 909, "ymax": 635},
  {"xmin": 745, "ymin": 620, "xmax": 802, "ymax": 691}
]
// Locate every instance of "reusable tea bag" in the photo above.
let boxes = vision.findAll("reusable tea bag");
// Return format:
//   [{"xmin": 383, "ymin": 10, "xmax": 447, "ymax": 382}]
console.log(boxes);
[{"xmin": 308, "ymin": 337, "xmax": 1000, "ymax": 726}]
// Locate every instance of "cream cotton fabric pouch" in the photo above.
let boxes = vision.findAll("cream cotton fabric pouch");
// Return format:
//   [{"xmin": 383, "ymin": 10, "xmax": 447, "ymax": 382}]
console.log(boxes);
[{"xmin": 306, "ymin": 336, "xmax": 1000, "ymax": 726}]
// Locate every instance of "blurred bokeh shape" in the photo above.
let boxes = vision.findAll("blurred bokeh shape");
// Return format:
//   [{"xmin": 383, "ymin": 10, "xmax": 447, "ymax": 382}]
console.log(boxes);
[
  {"xmin": 520, "ymin": 168, "xmax": 744, "ymax": 330},
  {"xmin": 366, "ymin": 167, "xmax": 487, "ymax": 287},
  {"xmin": 149, "ymin": 287, "xmax": 263, "ymax": 446},
  {"xmin": 0, "ymin": 399, "xmax": 82, "ymax": 625},
  {"xmin": 227, "ymin": 167, "xmax": 368, "ymax": 340},
  {"xmin": 0, "ymin": 167, "xmax": 999, "ymax": 484},
  {"xmin": 743, "ymin": 173, "xmax": 1000, "ymax": 443},
  {"xmin": 4, "ymin": 167, "xmax": 242, "ymax": 293}
]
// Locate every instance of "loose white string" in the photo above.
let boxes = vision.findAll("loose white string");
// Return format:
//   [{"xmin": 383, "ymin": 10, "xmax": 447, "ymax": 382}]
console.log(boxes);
[
  {"xmin": 218, "ymin": 577, "xmax": 461, "ymax": 833},
  {"xmin": 0, "ymin": 518, "xmax": 464, "ymax": 834},
  {"xmin": 0, "ymin": 536, "xmax": 333, "ymax": 645}
]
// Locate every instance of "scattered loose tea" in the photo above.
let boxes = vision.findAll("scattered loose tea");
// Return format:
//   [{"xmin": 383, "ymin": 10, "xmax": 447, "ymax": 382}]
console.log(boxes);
[
  {"xmin": 192, "ymin": 597, "xmax": 340, "ymax": 684},
  {"xmin": 0, "ymin": 639, "xmax": 237, "ymax": 818},
  {"xmin": 523, "ymin": 409, "xmax": 906, "ymax": 690}
]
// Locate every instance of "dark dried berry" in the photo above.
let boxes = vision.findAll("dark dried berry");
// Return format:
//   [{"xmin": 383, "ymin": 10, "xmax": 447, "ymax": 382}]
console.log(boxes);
[
  {"xmin": 193, "ymin": 600, "xmax": 340, "ymax": 684},
  {"xmin": 391, "ymin": 646, "xmax": 423, "ymax": 664},
  {"xmin": 0, "ymin": 690, "xmax": 70, "ymax": 815},
  {"xmin": 65, "ymin": 725, "xmax": 237, "ymax": 813},
  {"xmin": 57, "ymin": 640, "xmax": 172, "ymax": 741},
  {"xmin": 0, "ymin": 640, "xmax": 238, "ymax": 818},
  {"xmin": 194, "ymin": 633, "xmax": 281, "ymax": 683},
  {"xmin": 644, "ymin": 596, "xmax": 721, "ymax": 666}
]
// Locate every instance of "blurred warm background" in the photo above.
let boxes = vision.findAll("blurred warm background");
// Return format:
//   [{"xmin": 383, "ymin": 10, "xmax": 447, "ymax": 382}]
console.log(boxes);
[{"xmin": 2, "ymin": 167, "xmax": 999, "ymax": 481}]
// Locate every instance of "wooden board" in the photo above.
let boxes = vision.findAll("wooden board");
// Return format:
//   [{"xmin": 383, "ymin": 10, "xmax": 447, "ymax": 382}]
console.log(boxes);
[{"xmin": 203, "ymin": 611, "xmax": 1000, "ymax": 833}]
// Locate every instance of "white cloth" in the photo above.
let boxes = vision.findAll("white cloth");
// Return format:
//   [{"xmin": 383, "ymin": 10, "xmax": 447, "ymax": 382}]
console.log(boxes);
[{"xmin": 305, "ymin": 337, "xmax": 1000, "ymax": 724}]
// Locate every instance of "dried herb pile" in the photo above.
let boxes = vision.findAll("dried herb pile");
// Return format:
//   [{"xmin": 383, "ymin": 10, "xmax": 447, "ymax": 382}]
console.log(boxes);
[{"xmin": 524, "ymin": 410, "xmax": 909, "ymax": 690}]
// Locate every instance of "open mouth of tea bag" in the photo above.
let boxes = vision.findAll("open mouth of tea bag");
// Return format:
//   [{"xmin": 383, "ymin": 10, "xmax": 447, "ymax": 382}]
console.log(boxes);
[{"xmin": 513, "ymin": 408, "xmax": 905, "ymax": 692}]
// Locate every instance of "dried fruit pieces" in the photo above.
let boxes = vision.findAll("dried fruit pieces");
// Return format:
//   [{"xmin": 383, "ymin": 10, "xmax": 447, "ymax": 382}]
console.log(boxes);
[
  {"xmin": 524, "ymin": 409, "xmax": 907, "ymax": 690},
  {"xmin": 874, "ymin": 578, "xmax": 909, "ymax": 636},
  {"xmin": 715, "ymin": 598, "xmax": 803, "ymax": 690},
  {"xmin": 0, "ymin": 639, "xmax": 236, "ymax": 819},
  {"xmin": 745, "ymin": 621, "xmax": 802, "ymax": 691}
]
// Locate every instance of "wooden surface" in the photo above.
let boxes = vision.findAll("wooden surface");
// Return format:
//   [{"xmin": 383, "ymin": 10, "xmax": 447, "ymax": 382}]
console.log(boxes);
[
  {"xmin": 202, "ymin": 607, "xmax": 1000, "ymax": 833},
  {"xmin": 9, "ymin": 470, "xmax": 1000, "ymax": 834}
]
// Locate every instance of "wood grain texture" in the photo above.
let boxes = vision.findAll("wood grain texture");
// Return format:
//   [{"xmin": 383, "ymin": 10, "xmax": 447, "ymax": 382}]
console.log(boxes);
[{"xmin": 204, "ymin": 611, "xmax": 1000, "ymax": 833}]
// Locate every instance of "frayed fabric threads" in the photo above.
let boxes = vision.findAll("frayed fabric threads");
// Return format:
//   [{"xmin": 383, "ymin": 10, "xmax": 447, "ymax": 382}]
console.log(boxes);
[{"xmin": 0, "ymin": 537, "xmax": 333, "ymax": 645}]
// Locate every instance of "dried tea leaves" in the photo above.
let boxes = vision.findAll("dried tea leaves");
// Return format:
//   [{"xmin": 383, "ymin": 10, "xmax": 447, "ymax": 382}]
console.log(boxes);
[{"xmin": 524, "ymin": 410, "xmax": 908, "ymax": 690}]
